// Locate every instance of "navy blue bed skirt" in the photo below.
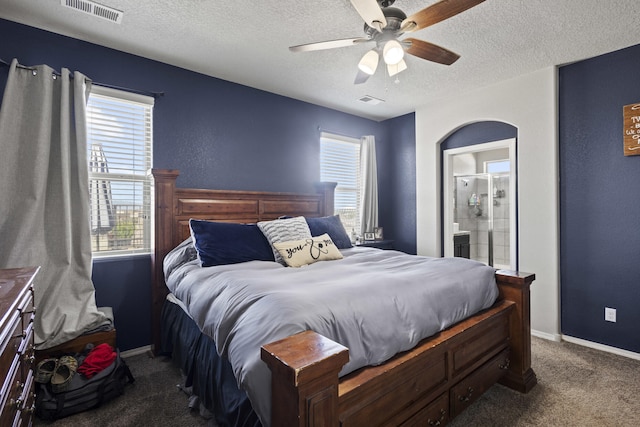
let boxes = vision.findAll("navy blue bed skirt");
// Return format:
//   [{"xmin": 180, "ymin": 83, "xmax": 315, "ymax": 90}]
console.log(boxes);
[{"xmin": 160, "ymin": 299, "xmax": 262, "ymax": 427}]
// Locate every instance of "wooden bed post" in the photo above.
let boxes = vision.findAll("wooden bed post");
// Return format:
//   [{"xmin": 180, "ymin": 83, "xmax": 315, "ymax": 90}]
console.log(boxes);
[
  {"xmin": 262, "ymin": 331, "xmax": 349, "ymax": 427},
  {"xmin": 495, "ymin": 270, "xmax": 537, "ymax": 393},
  {"xmin": 151, "ymin": 169, "xmax": 180, "ymax": 355}
]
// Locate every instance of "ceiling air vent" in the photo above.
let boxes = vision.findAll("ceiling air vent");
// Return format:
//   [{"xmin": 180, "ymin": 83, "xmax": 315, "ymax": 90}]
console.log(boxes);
[
  {"xmin": 358, "ymin": 95, "xmax": 385, "ymax": 105},
  {"xmin": 61, "ymin": 0, "xmax": 123, "ymax": 24}
]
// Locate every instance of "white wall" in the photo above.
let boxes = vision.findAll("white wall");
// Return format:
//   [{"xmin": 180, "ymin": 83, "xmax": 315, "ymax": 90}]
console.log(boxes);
[{"xmin": 415, "ymin": 67, "xmax": 560, "ymax": 339}]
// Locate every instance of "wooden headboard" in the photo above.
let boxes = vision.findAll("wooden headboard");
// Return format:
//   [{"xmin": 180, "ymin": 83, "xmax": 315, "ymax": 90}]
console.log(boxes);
[{"xmin": 150, "ymin": 169, "xmax": 336, "ymax": 353}]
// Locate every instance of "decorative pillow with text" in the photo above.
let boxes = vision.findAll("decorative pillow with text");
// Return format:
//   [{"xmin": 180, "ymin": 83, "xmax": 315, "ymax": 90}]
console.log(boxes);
[{"xmin": 273, "ymin": 233, "xmax": 343, "ymax": 267}]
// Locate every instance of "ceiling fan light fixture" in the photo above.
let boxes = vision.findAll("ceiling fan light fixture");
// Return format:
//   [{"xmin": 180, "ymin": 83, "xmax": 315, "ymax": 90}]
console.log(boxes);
[
  {"xmin": 387, "ymin": 58, "xmax": 407, "ymax": 77},
  {"xmin": 383, "ymin": 40, "xmax": 404, "ymax": 65},
  {"xmin": 358, "ymin": 50, "xmax": 379, "ymax": 75}
]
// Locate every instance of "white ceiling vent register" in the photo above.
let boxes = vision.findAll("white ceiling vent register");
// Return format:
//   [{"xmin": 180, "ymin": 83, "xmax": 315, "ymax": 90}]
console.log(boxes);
[
  {"xmin": 358, "ymin": 95, "xmax": 385, "ymax": 105},
  {"xmin": 61, "ymin": 0, "xmax": 123, "ymax": 24}
]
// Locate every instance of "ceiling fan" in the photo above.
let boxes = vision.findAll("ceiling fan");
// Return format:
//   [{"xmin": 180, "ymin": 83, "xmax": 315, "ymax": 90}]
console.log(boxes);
[{"xmin": 289, "ymin": 0, "xmax": 486, "ymax": 84}]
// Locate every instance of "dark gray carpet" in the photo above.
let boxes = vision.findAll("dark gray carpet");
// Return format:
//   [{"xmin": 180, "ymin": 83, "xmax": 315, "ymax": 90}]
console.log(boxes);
[
  {"xmin": 34, "ymin": 337, "xmax": 640, "ymax": 426},
  {"xmin": 449, "ymin": 338, "xmax": 640, "ymax": 426}
]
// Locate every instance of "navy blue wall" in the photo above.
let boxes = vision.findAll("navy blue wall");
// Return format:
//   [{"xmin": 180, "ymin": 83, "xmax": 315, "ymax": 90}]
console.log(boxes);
[
  {"xmin": 380, "ymin": 112, "xmax": 417, "ymax": 254},
  {"xmin": 559, "ymin": 44, "xmax": 640, "ymax": 353},
  {"xmin": 0, "ymin": 19, "xmax": 416, "ymax": 350},
  {"xmin": 440, "ymin": 121, "xmax": 518, "ymax": 151}
]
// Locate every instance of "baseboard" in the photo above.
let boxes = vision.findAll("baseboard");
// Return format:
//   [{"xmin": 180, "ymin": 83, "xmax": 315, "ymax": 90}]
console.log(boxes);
[
  {"xmin": 121, "ymin": 345, "xmax": 152, "ymax": 358},
  {"xmin": 561, "ymin": 335, "xmax": 640, "ymax": 361},
  {"xmin": 531, "ymin": 329, "xmax": 561, "ymax": 342}
]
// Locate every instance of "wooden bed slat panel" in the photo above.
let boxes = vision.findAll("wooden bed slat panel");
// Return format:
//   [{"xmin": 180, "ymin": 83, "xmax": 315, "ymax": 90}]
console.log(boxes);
[
  {"xmin": 260, "ymin": 200, "xmax": 322, "ymax": 217},
  {"xmin": 177, "ymin": 198, "xmax": 259, "ymax": 216}
]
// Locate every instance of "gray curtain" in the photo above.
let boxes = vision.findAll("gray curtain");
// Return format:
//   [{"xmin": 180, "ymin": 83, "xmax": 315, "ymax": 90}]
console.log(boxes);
[
  {"xmin": 359, "ymin": 135, "xmax": 378, "ymax": 235},
  {"xmin": 0, "ymin": 59, "xmax": 109, "ymax": 349}
]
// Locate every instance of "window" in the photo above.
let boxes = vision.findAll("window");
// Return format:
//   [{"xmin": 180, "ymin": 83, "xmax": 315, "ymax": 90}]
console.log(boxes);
[
  {"xmin": 320, "ymin": 132, "xmax": 361, "ymax": 234},
  {"xmin": 87, "ymin": 86, "xmax": 154, "ymax": 256},
  {"xmin": 485, "ymin": 159, "xmax": 510, "ymax": 174}
]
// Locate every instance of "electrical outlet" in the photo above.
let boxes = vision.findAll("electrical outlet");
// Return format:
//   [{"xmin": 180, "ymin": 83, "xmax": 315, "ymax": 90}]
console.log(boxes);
[{"xmin": 605, "ymin": 307, "xmax": 616, "ymax": 322}]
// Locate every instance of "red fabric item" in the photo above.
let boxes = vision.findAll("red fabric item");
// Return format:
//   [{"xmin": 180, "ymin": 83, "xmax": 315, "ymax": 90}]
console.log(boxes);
[{"xmin": 78, "ymin": 343, "xmax": 117, "ymax": 379}]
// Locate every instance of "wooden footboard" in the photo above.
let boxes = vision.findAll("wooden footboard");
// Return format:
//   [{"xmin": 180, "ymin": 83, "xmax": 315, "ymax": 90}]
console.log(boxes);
[{"xmin": 262, "ymin": 270, "xmax": 536, "ymax": 426}]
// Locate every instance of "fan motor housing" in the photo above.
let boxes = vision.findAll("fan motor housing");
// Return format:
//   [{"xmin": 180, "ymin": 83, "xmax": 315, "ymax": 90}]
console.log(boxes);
[{"xmin": 364, "ymin": 7, "xmax": 407, "ymax": 39}]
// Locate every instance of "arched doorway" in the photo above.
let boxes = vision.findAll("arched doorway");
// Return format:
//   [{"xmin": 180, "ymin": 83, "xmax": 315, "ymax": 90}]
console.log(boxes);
[{"xmin": 441, "ymin": 122, "xmax": 518, "ymax": 270}]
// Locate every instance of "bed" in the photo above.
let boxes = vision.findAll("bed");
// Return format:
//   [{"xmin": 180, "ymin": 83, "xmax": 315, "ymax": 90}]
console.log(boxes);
[{"xmin": 151, "ymin": 169, "xmax": 537, "ymax": 427}]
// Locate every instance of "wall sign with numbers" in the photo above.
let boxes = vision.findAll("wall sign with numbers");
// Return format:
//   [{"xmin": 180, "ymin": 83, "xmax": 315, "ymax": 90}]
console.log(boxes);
[{"xmin": 623, "ymin": 103, "xmax": 640, "ymax": 156}]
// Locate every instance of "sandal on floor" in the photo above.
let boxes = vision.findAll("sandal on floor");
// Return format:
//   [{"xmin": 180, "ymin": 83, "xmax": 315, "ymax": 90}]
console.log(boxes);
[
  {"xmin": 35, "ymin": 358, "xmax": 58, "ymax": 383},
  {"xmin": 50, "ymin": 355, "xmax": 78, "ymax": 392}
]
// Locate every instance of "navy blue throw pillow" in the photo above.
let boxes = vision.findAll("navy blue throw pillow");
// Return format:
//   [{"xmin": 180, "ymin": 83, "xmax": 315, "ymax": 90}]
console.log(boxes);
[
  {"xmin": 305, "ymin": 215, "xmax": 353, "ymax": 249},
  {"xmin": 189, "ymin": 219, "xmax": 275, "ymax": 267}
]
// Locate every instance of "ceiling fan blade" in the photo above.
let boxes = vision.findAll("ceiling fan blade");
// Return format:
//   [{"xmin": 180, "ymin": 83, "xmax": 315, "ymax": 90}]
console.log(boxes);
[
  {"xmin": 289, "ymin": 37, "xmax": 370, "ymax": 52},
  {"xmin": 350, "ymin": 0, "xmax": 387, "ymax": 32},
  {"xmin": 404, "ymin": 38, "xmax": 460, "ymax": 65},
  {"xmin": 354, "ymin": 69, "xmax": 372, "ymax": 85},
  {"xmin": 402, "ymin": 0, "xmax": 485, "ymax": 32}
]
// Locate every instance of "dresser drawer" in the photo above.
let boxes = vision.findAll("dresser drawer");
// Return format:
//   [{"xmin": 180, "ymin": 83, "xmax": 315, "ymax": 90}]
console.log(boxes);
[
  {"xmin": 17, "ymin": 288, "xmax": 35, "ymax": 331},
  {"xmin": 450, "ymin": 311, "xmax": 510, "ymax": 379},
  {"xmin": 18, "ymin": 323, "xmax": 35, "ymax": 379},
  {"xmin": 0, "ymin": 267, "xmax": 38, "ymax": 427},
  {"xmin": 399, "ymin": 392, "xmax": 449, "ymax": 427},
  {"xmin": 0, "ymin": 355, "xmax": 24, "ymax": 426},
  {"xmin": 450, "ymin": 347, "xmax": 510, "ymax": 417},
  {"xmin": 0, "ymin": 311, "xmax": 24, "ymax": 389}
]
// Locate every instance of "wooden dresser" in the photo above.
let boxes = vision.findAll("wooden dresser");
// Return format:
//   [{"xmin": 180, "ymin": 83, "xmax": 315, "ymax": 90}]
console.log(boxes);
[{"xmin": 0, "ymin": 267, "xmax": 38, "ymax": 426}]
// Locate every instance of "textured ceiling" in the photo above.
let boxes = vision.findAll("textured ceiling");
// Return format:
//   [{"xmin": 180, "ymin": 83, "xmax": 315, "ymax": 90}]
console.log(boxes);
[{"xmin": 2, "ymin": 0, "xmax": 640, "ymax": 121}]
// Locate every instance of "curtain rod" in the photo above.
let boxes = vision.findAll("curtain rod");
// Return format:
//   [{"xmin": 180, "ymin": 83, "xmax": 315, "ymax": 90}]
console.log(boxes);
[{"xmin": 0, "ymin": 58, "xmax": 164, "ymax": 99}]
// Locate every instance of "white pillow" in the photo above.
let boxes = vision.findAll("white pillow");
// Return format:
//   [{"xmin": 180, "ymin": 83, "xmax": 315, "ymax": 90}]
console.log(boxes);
[
  {"xmin": 273, "ymin": 233, "xmax": 343, "ymax": 268},
  {"xmin": 257, "ymin": 216, "xmax": 312, "ymax": 265}
]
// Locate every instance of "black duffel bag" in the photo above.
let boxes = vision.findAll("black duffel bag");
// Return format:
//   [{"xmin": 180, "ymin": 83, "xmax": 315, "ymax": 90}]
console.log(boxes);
[{"xmin": 35, "ymin": 349, "xmax": 135, "ymax": 420}]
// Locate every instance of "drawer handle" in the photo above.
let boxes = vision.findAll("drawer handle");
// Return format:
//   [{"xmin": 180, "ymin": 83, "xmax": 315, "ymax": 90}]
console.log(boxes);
[
  {"xmin": 499, "ymin": 358, "xmax": 511, "ymax": 370},
  {"xmin": 19, "ymin": 396, "xmax": 36, "ymax": 413},
  {"xmin": 23, "ymin": 353, "xmax": 36, "ymax": 364},
  {"xmin": 14, "ymin": 380, "xmax": 24, "ymax": 391},
  {"xmin": 459, "ymin": 387, "xmax": 474, "ymax": 402},
  {"xmin": 9, "ymin": 396, "xmax": 23, "ymax": 409},
  {"xmin": 11, "ymin": 329, "xmax": 27, "ymax": 340},
  {"xmin": 428, "ymin": 409, "xmax": 446, "ymax": 426},
  {"xmin": 15, "ymin": 392, "xmax": 36, "ymax": 412}
]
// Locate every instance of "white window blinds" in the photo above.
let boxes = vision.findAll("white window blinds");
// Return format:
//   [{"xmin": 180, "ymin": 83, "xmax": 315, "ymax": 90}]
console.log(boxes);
[
  {"xmin": 87, "ymin": 85, "xmax": 154, "ymax": 256},
  {"xmin": 320, "ymin": 132, "xmax": 361, "ymax": 235}
]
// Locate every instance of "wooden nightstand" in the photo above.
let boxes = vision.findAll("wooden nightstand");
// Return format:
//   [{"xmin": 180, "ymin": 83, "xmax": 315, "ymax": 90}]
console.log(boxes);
[{"xmin": 356, "ymin": 239, "xmax": 395, "ymax": 250}]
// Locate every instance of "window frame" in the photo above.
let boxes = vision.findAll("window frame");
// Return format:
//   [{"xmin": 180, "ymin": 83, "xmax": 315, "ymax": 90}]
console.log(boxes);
[
  {"xmin": 319, "ymin": 131, "xmax": 362, "ymax": 235},
  {"xmin": 86, "ymin": 85, "xmax": 154, "ymax": 258}
]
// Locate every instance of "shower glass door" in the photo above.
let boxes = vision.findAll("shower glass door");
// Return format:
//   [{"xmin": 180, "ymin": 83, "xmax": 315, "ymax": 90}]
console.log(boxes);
[
  {"xmin": 453, "ymin": 173, "xmax": 510, "ymax": 268},
  {"xmin": 455, "ymin": 174, "xmax": 490, "ymax": 265}
]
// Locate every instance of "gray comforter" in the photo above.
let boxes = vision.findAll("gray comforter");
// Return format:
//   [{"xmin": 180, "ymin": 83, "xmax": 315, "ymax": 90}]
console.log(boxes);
[{"xmin": 164, "ymin": 246, "xmax": 498, "ymax": 426}]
